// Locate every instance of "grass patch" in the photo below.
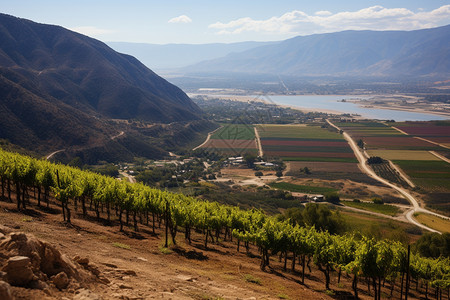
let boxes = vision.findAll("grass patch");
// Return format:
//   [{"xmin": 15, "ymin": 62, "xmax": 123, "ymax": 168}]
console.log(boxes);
[
  {"xmin": 21, "ymin": 217, "xmax": 33, "ymax": 222},
  {"xmin": 259, "ymin": 124, "xmax": 344, "ymax": 140},
  {"xmin": 211, "ymin": 124, "xmax": 255, "ymax": 140},
  {"xmin": 243, "ymin": 274, "xmax": 261, "ymax": 285},
  {"xmin": 270, "ymin": 182, "xmax": 337, "ymax": 194},
  {"xmin": 414, "ymin": 213, "xmax": 450, "ymax": 233},
  {"xmin": 277, "ymin": 294, "xmax": 289, "ymax": 299},
  {"xmin": 343, "ymin": 201, "xmax": 400, "ymax": 216},
  {"xmin": 112, "ymin": 242, "xmax": 131, "ymax": 250}
]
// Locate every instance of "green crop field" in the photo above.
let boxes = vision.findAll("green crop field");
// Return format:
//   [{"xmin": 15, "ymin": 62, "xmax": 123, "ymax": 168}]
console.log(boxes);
[
  {"xmin": 393, "ymin": 160, "xmax": 450, "ymax": 191},
  {"xmin": 211, "ymin": 124, "xmax": 255, "ymax": 140},
  {"xmin": 269, "ymin": 182, "xmax": 337, "ymax": 194},
  {"xmin": 343, "ymin": 201, "xmax": 400, "ymax": 216},
  {"xmin": 259, "ymin": 125, "xmax": 344, "ymax": 140}
]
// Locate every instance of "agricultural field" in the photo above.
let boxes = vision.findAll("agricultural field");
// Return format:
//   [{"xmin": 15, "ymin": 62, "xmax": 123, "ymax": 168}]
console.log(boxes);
[
  {"xmin": 200, "ymin": 124, "xmax": 258, "ymax": 156},
  {"xmin": 259, "ymin": 124, "xmax": 357, "ymax": 163},
  {"xmin": 337, "ymin": 120, "xmax": 450, "ymax": 213},
  {"xmin": 336, "ymin": 121, "xmax": 439, "ymax": 150},
  {"xmin": 269, "ymin": 181, "xmax": 337, "ymax": 194},
  {"xmin": 394, "ymin": 160, "xmax": 450, "ymax": 213},
  {"xmin": 391, "ymin": 120, "xmax": 450, "ymax": 147},
  {"xmin": 414, "ymin": 213, "xmax": 450, "ymax": 233},
  {"xmin": 342, "ymin": 201, "xmax": 400, "ymax": 216},
  {"xmin": 367, "ymin": 150, "xmax": 441, "ymax": 161}
]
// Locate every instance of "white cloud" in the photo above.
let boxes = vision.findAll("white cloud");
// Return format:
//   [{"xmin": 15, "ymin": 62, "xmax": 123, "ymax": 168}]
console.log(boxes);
[
  {"xmin": 209, "ymin": 5, "xmax": 450, "ymax": 36},
  {"xmin": 315, "ymin": 10, "xmax": 332, "ymax": 16},
  {"xmin": 70, "ymin": 26, "xmax": 114, "ymax": 36},
  {"xmin": 168, "ymin": 15, "xmax": 192, "ymax": 24}
]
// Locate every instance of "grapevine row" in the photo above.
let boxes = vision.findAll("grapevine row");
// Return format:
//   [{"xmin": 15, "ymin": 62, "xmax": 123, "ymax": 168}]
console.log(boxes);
[{"xmin": 0, "ymin": 148, "xmax": 448, "ymax": 299}]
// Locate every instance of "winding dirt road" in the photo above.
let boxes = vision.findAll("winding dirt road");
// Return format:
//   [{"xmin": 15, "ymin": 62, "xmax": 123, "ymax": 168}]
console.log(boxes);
[{"xmin": 327, "ymin": 119, "xmax": 448, "ymax": 233}]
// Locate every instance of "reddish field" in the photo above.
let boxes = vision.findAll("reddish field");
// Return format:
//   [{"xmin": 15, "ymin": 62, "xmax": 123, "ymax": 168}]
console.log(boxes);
[
  {"xmin": 396, "ymin": 126, "xmax": 450, "ymax": 136},
  {"xmin": 362, "ymin": 136, "xmax": 436, "ymax": 148},
  {"xmin": 265, "ymin": 151, "xmax": 355, "ymax": 158},
  {"xmin": 261, "ymin": 140, "xmax": 348, "ymax": 147},
  {"xmin": 202, "ymin": 139, "xmax": 257, "ymax": 149}
]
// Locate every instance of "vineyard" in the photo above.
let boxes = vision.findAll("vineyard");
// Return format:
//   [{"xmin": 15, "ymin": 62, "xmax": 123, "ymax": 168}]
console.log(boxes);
[
  {"xmin": 369, "ymin": 162, "xmax": 410, "ymax": 188},
  {"xmin": 0, "ymin": 148, "xmax": 449, "ymax": 299}
]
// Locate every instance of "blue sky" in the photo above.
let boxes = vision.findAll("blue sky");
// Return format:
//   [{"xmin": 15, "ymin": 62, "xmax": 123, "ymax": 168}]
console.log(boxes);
[{"xmin": 1, "ymin": 0, "xmax": 450, "ymax": 44}]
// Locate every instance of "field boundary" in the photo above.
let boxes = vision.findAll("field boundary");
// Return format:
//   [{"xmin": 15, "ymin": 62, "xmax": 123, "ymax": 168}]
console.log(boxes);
[
  {"xmin": 327, "ymin": 119, "xmax": 448, "ymax": 233},
  {"xmin": 254, "ymin": 127, "xmax": 264, "ymax": 157},
  {"xmin": 429, "ymin": 151, "xmax": 450, "ymax": 163},
  {"xmin": 192, "ymin": 126, "xmax": 222, "ymax": 151}
]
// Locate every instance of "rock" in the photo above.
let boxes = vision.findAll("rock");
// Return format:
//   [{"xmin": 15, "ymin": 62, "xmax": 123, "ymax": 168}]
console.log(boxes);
[
  {"xmin": 3, "ymin": 256, "xmax": 36, "ymax": 286},
  {"xmin": 10, "ymin": 232, "xmax": 27, "ymax": 241},
  {"xmin": 0, "ymin": 225, "xmax": 12, "ymax": 234},
  {"xmin": 87, "ymin": 264, "xmax": 101, "ymax": 276},
  {"xmin": 104, "ymin": 263, "xmax": 117, "ymax": 268},
  {"xmin": 0, "ymin": 233, "xmax": 5, "ymax": 240},
  {"xmin": 119, "ymin": 283, "xmax": 133, "ymax": 289},
  {"xmin": 52, "ymin": 271, "xmax": 69, "ymax": 290},
  {"xmin": 98, "ymin": 276, "xmax": 110, "ymax": 284},
  {"xmin": 30, "ymin": 279, "xmax": 49, "ymax": 290},
  {"xmin": 0, "ymin": 271, "xmax": 6, "ymax": 280},
  {"xmin": 73, "ymin": 288, "xmax": 103, "ymax": 300},
  {"xmin": 121, "ymin": 270, "xmax": 137, "ymax": 276},
  {"xmin": 176, "ymin": 274, "xmax": 195, "ymax": 282},
  {"xmin": 74, "ymin": 256, "xmax": 90, "ymax": 265},
  {"xmin": 0, "ymin": 281, "xmax": 13, "ymax": 300},
  {"xmin": 136, "ymin": 257, "xmax": 147, "ymax": 262}
]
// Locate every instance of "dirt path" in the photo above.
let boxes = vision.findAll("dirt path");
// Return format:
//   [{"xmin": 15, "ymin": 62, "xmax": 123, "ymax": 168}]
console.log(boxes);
[
  {"xmin": 46, "ymin": 149, "xmax": 65, "ymax": 160},
  {"xmin": 429, "ymin": 151, "xmax": 450, "ymax": 163},
  {"xmin": 327, "ymin": 119, "xmax": 448, "ymax": 233},
  {"xmin": 254, "ymin": 127, "xmax": 264, "ymax": 157},
  {"xmin": 120, "ymin": 171, "xmax": 136, "ymax": 183},
  {"xmin": 111, "ymin": 131, "xmax": 124, "ymax": 140},
  {"xmin": 193, "ymin": 126, "xmax": 222, "ymax": 151}
]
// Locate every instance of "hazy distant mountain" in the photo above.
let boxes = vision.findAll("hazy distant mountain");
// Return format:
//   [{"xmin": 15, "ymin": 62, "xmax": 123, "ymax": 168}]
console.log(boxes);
[
  {"xmin": 107, "ymin": 41, "xmax": 277, "ymax": 69},
  {"xmin": 0, "ymin": 13, "xmax": 203, "ymax": 159},
  {"xmin": 184, "ymin": 25, "xmax": 450, "ymax": 78}
]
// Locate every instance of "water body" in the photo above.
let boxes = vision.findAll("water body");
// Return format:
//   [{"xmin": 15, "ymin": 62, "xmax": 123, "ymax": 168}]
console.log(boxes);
[{"xmin": 266, "ymin": 95, "xmax": 448, "ymax": 122}]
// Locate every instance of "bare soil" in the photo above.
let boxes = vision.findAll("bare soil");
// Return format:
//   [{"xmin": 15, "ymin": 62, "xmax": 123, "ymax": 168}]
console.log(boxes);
[{"xmin": 0, "ymin": 191, "xmax": 424, "ymax": 300}]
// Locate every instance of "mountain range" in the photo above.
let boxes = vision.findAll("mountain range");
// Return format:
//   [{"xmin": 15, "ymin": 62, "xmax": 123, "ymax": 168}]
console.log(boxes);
[
  {"xmin": 182, "ymin": 25, "xmax": 450, "ymax": 78},
  {"xmin": 0, "ymin": 13, "xmax": 206, "ymax": 162},
  {"xmin": 107, "ymin": 41, "xmax": 276, "ymax": 70}
]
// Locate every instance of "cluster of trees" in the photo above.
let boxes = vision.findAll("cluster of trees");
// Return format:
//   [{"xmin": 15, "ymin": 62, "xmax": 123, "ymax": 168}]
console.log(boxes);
[{"xmin": 0, "ymin": 148, "xmax": 448, "ymax": 299}]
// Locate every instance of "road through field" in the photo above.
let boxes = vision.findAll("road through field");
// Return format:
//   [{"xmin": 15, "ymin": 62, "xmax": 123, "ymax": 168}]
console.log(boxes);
[
  {"xmin": 192, "ymin": 126, "xmax": 222, "ymax": 151},
  {"xmin": 327, "ymin": 119, "xmax": 448, "ymax": 233},
  {"xmin": 254, "ymin": 127, "xmax": 264, "ymax": 157}
]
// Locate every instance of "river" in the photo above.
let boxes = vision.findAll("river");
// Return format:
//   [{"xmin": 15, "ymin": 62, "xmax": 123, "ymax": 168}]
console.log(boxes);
[{"xmin": 266, "ymin": 95, "xmax": 448, "ymax": 121}]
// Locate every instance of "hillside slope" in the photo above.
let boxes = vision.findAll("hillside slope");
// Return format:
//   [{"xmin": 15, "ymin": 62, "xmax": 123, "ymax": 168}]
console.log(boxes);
[
  {"xmin": 184, "ymin": 25, "xmax": 450, "ymax": 78},
  {"xmin": 0, "ymin": 13, "xmax": 205, "ymax": 159}
]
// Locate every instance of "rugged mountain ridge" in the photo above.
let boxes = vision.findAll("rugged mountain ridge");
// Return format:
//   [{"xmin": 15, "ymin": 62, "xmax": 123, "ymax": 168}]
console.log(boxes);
[
  {"xmin": 183, "ymin": 25, "xmax": 450, "ymax": 78},
  {"xmin": 0, "ymin": 13, "xmax": 206, "ymax": 161}
]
